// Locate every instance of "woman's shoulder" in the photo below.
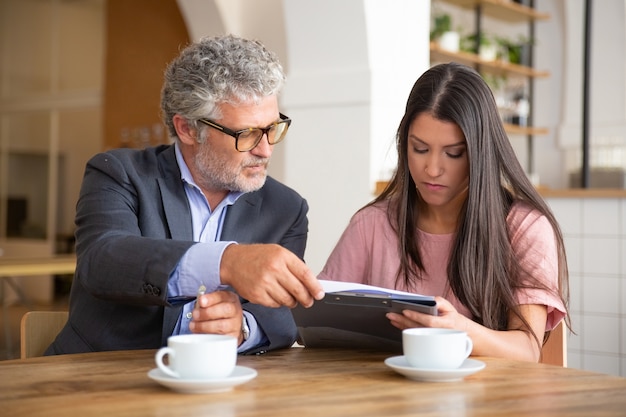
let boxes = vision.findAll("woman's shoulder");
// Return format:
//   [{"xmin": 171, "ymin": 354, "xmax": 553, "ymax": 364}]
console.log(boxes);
[
  {"xmin": 507, "ymin": 200, "xmax": 553, "ymax": 237},
  {"xmin": 351, "ymin": 200, "xmax": 391, "ymax": 223},
  {"xmin": 509, "ymin": 200, "xmax": 544, "ymax": 218}
]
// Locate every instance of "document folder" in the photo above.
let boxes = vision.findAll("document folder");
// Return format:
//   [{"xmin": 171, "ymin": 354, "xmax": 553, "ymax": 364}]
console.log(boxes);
[{"xmin": 292, "ymin": 280, "xmax": 437, "ymax": 352}]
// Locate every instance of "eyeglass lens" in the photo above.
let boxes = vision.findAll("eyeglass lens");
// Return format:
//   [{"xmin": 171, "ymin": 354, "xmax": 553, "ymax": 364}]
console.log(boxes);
[{"xmin": 237, "ymin": 121, "xmax": 289, "ymax": 151}]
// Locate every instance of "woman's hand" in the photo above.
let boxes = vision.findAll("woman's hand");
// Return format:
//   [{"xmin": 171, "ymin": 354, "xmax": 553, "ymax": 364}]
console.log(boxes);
[
  {"xmin": 387, "ymin": 297, "xmax": 548, "ymax": 362},
  {"xmin": 386, "ymin": 296, "xmax": 469, "ymax": 331}
]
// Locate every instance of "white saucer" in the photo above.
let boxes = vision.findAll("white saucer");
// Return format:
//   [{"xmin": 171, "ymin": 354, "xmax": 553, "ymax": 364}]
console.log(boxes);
[
  {"xmin": 148, "ymin": 366, "xmax": 257, "ymax": 394},
  {"xmin": 384, "ymin": 356, "xmax": 485, "ymax": 382}
]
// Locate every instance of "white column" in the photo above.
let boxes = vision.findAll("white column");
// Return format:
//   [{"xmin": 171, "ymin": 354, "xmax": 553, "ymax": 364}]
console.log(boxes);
[{"xmin": 281, "ymin": 0, "xmax": 429, "ymax": 272}]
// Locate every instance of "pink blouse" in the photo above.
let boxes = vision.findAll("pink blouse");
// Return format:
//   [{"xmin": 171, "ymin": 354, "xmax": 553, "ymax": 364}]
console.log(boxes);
[{"xmin": 318, "ymin": 200, "xmax": 566, "ymax": 331}]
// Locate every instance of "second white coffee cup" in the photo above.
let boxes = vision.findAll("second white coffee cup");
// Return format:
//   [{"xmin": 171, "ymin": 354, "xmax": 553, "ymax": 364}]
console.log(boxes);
[
  {"xmin": 402, "ymin": 328, "xmax": 473, "ymax": 370},
  {"xmin": 155, "ymin": 334, "xmax": 237, "ymax": 379}
]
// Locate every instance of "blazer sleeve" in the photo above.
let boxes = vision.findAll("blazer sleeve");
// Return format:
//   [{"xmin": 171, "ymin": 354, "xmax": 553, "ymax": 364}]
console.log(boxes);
[
  {"xmin": 74, "ymin": 149, "xmax": 195, "ymax": 305},
  {"xmin": 47, "ymin": 146, "xmax": 201, "ymax": 354}
]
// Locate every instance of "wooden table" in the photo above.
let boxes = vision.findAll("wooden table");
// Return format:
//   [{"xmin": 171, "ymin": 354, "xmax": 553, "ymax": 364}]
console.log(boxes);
[
  {"xmin": 1, "ymin": 347, "xmax": 625, "ymax": 416},
  {"xmin": 0, "ymin": 254, "xmax": 76, "ymax": 277},
  {"xmin": 0, "ymin": 254, "xmax": 76, "ymax": 305}
]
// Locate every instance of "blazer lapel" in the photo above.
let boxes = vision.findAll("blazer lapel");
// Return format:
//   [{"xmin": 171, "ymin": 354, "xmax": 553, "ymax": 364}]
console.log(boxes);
[
  {"xmin": 156, "ymin": 146, "xmax": 193, "ymax": 241},
  {"xmin": 222, "ymin": 191, "xmax": 262, "ymax": 242},
  {"xmin": 156, "ymin": 146, "xmax": 192, "ymax": 344},
  {"xmin": 158, "ymin": 177, "xmax": 192, "ymax": 240}
]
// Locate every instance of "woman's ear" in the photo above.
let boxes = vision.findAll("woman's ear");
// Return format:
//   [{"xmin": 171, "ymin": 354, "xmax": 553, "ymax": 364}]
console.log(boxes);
[{"xmin": 172, "ymin": 114, "xmax": 197, "ymax": 145}]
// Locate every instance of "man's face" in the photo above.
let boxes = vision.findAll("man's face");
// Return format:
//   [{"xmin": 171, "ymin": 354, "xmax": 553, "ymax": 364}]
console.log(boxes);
[{"xmin": 191, "ymin": 95, "xmax": 280, "ymax": 194}]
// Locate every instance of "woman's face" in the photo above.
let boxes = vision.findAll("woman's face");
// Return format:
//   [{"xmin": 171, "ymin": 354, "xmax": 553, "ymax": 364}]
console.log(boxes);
[{"xmin": 407, "ymin": 112, "xmax": 469, "ymax": 210}]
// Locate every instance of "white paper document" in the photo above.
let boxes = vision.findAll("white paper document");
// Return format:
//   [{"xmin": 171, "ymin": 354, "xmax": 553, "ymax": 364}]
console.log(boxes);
[{"xmin": 320, "ymin": 279, "xmax": 434, "ymax": 300}]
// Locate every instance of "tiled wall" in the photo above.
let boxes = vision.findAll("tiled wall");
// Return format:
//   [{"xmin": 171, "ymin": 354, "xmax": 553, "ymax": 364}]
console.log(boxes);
[{"xmin": 546, "ymin": 196, "xmax": 626, "ymax": 377}]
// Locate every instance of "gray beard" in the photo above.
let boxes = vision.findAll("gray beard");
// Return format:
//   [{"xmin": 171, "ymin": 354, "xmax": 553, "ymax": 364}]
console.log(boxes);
[{"xmin": 192, "ymin": 143, "xmax": 269, "ymax": 193}]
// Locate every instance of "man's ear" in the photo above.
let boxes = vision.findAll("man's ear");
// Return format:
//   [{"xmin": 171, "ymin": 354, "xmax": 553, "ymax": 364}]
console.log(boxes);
[{"xmin": 172, "ymin": 114, "xmax": 197, "ymax": 145}]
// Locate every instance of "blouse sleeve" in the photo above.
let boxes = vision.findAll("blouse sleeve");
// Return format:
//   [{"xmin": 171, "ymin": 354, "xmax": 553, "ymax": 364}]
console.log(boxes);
[
  {"xmin": 317, "ymin": 209, "xmax": 374, "ymax": 283},
  {"xmin": 508, "ymin": 203, "xmax": 566, "ymax": 331}
]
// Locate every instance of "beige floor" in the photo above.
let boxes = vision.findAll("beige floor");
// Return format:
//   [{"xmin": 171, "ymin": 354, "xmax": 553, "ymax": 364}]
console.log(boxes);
[{"xmin": 0, "ymin": 300, "xmax": 68, "ymax": 360}]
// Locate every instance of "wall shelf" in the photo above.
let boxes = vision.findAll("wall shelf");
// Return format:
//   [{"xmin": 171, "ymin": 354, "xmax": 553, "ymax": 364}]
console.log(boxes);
[
  {"xmin": 439, "ymin": 0, "xmax": 550, "ymax": 22},
  {"xmin": 503, "ymin": 123, "xmax": 548, "ymax": 136},
  {"xmin": 430, "ymin": 42, "xmax": 550, "ymax": 78}
]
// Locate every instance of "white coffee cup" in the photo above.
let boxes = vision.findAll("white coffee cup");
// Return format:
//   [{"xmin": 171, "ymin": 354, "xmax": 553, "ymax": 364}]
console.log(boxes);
[
  {"xmin": 155, "ymin": 334, "xmax": 237, "ymax": 379},
  {"xmin": 402, "ymin": 328, "xmax": 473, "ymax": 370}
]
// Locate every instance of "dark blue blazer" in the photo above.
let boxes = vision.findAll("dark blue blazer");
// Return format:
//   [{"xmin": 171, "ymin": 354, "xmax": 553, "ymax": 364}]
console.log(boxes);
[{"xmin": 46, "ymin": 145, "xmax": 305, "ymax": 355}]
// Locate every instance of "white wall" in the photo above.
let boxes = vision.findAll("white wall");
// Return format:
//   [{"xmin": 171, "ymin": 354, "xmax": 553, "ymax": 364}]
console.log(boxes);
[
  {"xmin": 280, "ymin": 0, "xmax": 373, "ymax": 274},
  {"xmin": 547, "ymin": 196, "xmax": 626, "ymax": 377},
  {"xmin": 554, "ymin": 0, "xmax": 626, "ymax": 182},
  {"xmin": 532, "ymin": 0, "xmax": 566, "ymax": 187},
  {"xmin": 364, "ymin": 0, "xmax": 431, "ymax": 182}
]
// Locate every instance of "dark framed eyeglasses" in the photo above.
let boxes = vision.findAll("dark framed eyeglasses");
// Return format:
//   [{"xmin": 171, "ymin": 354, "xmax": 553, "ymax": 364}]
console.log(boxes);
[{"xmin": 198, "ymin": 113, "xmax": 291, "ymax": 152}]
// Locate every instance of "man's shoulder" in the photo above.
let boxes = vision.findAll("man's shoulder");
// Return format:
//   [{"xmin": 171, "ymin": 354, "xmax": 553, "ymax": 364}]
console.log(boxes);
[
  {"xmin": 234, "ymin": 177, "xmax": 307, "ymax": 215},
  {"xmin": 103, "ymin": 144, "xmax": 171, "ymax": 163},
  {"xmin": 257, "ymin": 176, "xmax": 305, "ymax": 201},
  {"xmin": 89, "ymin": 145, "xmax": 175, "ymax": 176}
]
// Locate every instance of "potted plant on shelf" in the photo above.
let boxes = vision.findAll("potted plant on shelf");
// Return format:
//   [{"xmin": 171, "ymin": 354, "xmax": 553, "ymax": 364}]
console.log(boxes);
[
  {"xmin": 496, "ymin": 35, "xmax": 534, "ymax": 66},
  {"xmin": 508, "ymin": 35, "xmax": 534, "ymax": 66},
  {"xmin": 430, "ymin": 12, "xmax": 460, "ymax": 52},
  {"xmin": 461, "ymin": 32, "xmax": 498, "ymax": 61}
]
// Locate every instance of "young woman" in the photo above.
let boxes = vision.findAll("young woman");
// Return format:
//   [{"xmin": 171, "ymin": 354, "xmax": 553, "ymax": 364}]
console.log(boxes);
[{"xmin": 319, "ymin": 62, "xmax": 569, "ymax": 362}]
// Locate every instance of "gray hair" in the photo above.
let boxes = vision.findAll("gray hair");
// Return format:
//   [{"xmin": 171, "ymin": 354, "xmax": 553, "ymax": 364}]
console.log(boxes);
[{"xmin": 160, "ymin": 34, "xmax": 285, "ymax": 140}]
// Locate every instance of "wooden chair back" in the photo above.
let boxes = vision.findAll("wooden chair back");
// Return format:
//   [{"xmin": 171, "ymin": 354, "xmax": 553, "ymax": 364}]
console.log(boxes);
[
  {"xmin": 540, "ymin": 321, "xmax": 567, "ymax": 366},
  {"xmin": 20, "ymin": 311, "xmax": 68, "ymax": 359}
]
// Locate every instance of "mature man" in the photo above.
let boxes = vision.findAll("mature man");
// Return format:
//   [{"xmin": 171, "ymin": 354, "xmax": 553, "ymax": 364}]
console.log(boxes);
[{"xmin": 46, "ymin": 34, "xmax": 323, "ymax": 355}]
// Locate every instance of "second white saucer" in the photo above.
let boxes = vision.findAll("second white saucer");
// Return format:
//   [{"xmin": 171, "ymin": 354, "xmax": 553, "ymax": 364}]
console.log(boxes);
[
  {"xmin": 384, "ymin": 355, "xmax": 485, "ymax": 382},
  {"xmin": 148, "ymin": 365, "xmax": 257, "ymax": 394}
]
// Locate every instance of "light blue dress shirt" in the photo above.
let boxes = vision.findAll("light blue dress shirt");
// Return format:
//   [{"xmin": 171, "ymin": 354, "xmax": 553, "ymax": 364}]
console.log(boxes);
[{"xmin": 167, "ymin": 143, "xmax": 266, "ymax": 351}]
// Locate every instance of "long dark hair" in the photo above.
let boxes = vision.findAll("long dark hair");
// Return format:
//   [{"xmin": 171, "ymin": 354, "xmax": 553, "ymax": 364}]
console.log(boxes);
[{"xmin": 372, "ymin": 63, "xmax": 569, "ymax": 343}]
